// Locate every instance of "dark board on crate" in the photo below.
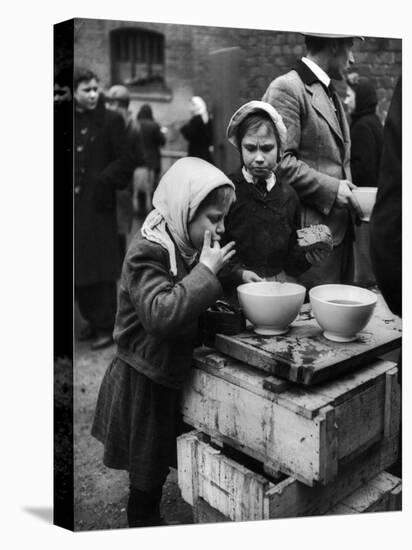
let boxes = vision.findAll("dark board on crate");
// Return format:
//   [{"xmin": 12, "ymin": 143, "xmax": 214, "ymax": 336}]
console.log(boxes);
[{"xmin": 215, "ymin": 295, "xmax": 401, "ymax": 385}]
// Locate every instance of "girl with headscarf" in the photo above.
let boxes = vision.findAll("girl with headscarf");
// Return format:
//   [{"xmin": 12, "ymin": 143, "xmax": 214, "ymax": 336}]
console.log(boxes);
[
  {"xmin": 221, "ymin": 101, "xmax": 330, "ymax": 294},
  {"xmin": 91, "ymin": 157, "xmax": 236, "ymax": 527},
  {"xmin": 180, "ymin": 96, "xmax": 214, "ymax": 163}
]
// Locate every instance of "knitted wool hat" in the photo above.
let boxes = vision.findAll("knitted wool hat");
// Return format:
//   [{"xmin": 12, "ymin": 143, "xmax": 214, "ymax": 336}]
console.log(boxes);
[{"xmin": 226, "ymin": 100, "xmax": 287, "ymax": 158}]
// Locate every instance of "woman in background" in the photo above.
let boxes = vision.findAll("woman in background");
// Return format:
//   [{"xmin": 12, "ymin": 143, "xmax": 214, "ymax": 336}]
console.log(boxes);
[
  {"xmin": 181, "ymin": 96, "xmax": 214, "ymax": 163},
  {"xmin": 133, "ymin": 104, "xmax": 166, "ymax": 215}
]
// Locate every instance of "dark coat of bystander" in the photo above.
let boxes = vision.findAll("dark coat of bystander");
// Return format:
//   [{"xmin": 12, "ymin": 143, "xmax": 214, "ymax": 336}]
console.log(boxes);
[{"xmin": 75, "ymin": 96, "xmax": 135, "ymax": 286}]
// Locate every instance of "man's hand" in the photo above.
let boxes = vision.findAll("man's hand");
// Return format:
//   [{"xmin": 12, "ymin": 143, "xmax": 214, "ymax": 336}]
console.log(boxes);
[
  {"xmin": 199, "ymin": 231, "xmax": 236, "ymax": 274},
  {"xmin": 336, "ymin": 180, "xmax": 363, "ymax": 219}
]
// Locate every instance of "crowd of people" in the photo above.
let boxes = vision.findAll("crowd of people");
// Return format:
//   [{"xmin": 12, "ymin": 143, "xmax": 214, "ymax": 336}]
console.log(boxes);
[{"xmin": 55, "ymin": 32, "xmax": 402, "ymax": 528}]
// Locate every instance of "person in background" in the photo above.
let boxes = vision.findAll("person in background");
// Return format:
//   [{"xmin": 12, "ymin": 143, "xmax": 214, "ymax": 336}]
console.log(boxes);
[
  {"xmin": 136, "ymin": 103, "xmax": 166, "ymax": 214},
  {"xmin": 91, "ymin": 157, "xmax": 236, "ymax": 527},
  {"xmin": 220, "ymin": 101, "xmax": 329, "ymax": 300},
  {"xmin": 369, "ymin": 76, "xmax": 402, "ymax": 480},
  {"xmin": 105, "ymin": 85, "xmax": 147, "ymax": 269},
  {"xmin": 342, "ymin": 83, "xmax": 356, "ymax": 120},
  {"xmin": 74, "ymin": 67, "xmax": 135, "ymax": 350},
  {"xmin": 181, "ymin": 96, "xmax": 214, "ymax": 163},
  {"xmin": 349, "ymin": 77, "xmax": 383, "ymax": 188},
  {"xmin": 262, "ymin": 33, "xmax": 364, "ymax": 289},
  {"xmin": 347, "ymin": 77, "xmax": 383, "ymax": 287},
  {"xmin": 370, "ymin": 76, "xmax": 402, "ymax": 318}
]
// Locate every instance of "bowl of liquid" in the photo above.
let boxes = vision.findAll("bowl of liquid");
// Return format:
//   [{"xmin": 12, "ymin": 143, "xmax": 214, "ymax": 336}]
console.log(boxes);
[
  {"xmin": 237, "ymin": 281, "xmax": 306, "ymax": 335},
  {"xmin": 309, "ymin": 284, "xmax": 377, "ymax": 342}
]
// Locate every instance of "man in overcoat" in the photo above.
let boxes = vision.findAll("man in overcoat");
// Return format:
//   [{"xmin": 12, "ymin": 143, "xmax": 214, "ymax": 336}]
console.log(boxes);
[
  {"xmin": 74, "ymin": 68, "xmax": 135, "ymax": 350},
  {"xmin": 262, "ymin": 33, "xmax": 363, "ymax": 289}
]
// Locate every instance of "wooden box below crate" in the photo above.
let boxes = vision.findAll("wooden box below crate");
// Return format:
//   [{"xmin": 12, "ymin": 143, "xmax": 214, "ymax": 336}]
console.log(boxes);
[
  {"xmin": 177, "ymin": 431, "xmax": 400, "ymax": 523},
  {"xmin": 194, "ymin": 471, "xmax": 402, "ymax": 523},
  {"xmin": 182, "ymin": 350, "xmax": 400, "ymax": 486}
]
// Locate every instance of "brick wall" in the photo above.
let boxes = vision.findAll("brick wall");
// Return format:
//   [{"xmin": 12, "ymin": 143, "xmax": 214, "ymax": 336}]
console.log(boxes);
[{"xmin": 72, "ymin": 18, "xmax": 402, "ymax": 155}]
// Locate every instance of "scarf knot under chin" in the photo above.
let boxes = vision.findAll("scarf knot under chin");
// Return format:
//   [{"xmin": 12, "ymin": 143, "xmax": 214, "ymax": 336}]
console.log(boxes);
[
  {"xmin": 140, "ymin": 157, "xmax": 234, "ymax": 276},
  {"xmin": 140, "ymin": 210, "xmax": 198, "ymax": 276}
]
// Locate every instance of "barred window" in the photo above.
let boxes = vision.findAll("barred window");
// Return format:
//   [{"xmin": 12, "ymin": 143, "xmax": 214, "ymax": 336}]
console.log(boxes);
[{"xmin": 110, "ymin": 28, "xmax": 165, "ymax": 90}]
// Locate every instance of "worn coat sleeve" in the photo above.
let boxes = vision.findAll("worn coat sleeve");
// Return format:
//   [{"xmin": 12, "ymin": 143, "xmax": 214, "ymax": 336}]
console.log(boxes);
[
  {"xmin": 125, "ymin": 245, "xmax": 222, "ymax": 338},
  {"xmin": 263, "ymin": 80, "xmax": 340, "ymax": 217}
]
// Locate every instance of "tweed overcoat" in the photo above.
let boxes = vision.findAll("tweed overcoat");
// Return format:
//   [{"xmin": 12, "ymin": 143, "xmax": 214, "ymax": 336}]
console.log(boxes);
[
  {"xmin": 262, "ymin": 61, "xmax": 352, "ymax": 247},
  {"xmin": 75, "ymin": 99, "xmax": 135, "ymax": 286}
]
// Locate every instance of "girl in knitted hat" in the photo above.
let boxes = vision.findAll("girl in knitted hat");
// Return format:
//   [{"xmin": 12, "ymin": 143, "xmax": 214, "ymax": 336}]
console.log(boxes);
[
  {"xmin": 92, "ymin": 157, "xmax": 236, "ymax": 527},
  {"xmin": 221, "ymin": 100, "xmax": 330, "ymax": 295}
]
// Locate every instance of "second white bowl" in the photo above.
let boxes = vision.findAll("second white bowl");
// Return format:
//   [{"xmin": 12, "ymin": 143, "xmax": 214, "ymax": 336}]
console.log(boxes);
[{"xmin": 309, "ymin": 284, "xmax": 377, "ymax": 342}]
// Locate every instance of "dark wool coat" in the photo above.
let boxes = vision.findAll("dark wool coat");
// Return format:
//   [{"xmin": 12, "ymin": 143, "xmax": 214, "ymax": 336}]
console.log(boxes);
[
  {"xmin": 350, "ymin": 79, "xmax": 383, "ymax": 188},
  {"xmin": 181, "ymin": 115, "xmax": 213, "ymax": 163},
  {"xmin": 75, "ymin": 99, "xmax": 136, "ymax": 286},
  {"xmin": 116, "ymin": 116, "xmax": 146, "ymax": 236},
  {"xmin": 221, "ymin": 170, "xmax": 309, "ymax": 286},
  {"xmin": 370, "ymin": 77, "xmax": 402, "ymax": 317},
  {"xmin": 114, "ymin": 232, "xmax": 222, "ymax": 389},
  {"xmin": 138, "ymin": 119, "xmax": 166, "ymax": 173}
]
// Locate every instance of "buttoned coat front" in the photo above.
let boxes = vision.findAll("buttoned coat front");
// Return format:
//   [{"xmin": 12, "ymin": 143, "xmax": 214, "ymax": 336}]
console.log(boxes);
[{"xmin": 262, "ymin": 62, "xmax": 352, "ymax": 247}]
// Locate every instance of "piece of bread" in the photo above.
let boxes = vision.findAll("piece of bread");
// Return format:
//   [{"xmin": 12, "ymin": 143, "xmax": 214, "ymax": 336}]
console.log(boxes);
[{"xmin": 297, "ymin": 224, "xmax": 333, "ymax": 252}]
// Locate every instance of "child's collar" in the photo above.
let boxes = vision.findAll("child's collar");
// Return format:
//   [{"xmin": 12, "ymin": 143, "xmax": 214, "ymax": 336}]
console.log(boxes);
[{"xmin": 242, "ymin": 167, "xmax": 276, "ymax": 192}]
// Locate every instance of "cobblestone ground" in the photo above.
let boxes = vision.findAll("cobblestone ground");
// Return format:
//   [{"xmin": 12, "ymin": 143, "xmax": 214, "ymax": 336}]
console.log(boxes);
[{"xmin": 72, "ymin": 337, "xmax": 194, "ymax": 532}]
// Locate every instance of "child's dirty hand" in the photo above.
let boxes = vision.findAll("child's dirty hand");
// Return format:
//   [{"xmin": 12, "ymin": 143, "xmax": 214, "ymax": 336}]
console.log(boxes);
[
  {"xmin": 242, "ymin": 270, "xmax": 264, "ymax": 283},
  {"xmin": 199, "ymin": 231, "xmax": 236, "ymax": 274}
]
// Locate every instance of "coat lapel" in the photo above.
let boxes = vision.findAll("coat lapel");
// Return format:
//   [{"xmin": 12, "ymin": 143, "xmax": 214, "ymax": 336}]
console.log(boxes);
[
  {"xmin": 294, "ymin": 60, "xmax": 345, "ymax": 144},
  {"xmin": 309, "ymin": 83, "xmax": 344, "ymax": 142}
]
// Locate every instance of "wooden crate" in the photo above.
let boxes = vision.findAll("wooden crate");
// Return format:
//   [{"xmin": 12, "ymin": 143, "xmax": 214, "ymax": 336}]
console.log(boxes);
[
  {"xmin": 182, "ymin": 350, "xmax": 400, "ymax": 486},
  {"xmin": 177, "ymin": 430, "xmax": 400, "ymax": 523}
]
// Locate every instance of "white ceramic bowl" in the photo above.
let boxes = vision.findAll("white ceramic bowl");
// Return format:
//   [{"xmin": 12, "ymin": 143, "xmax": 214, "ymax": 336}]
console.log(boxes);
[
  {"xmin": 309, "ymin": 284, "xmax": 377, "ymax": 342},
  {"xmin": 237, "ymin": 281, "xmax": 306, "ymax": 335},
  {"xmin": 352, "ymin": 187, "xmax": 377, "ymax": 221}
]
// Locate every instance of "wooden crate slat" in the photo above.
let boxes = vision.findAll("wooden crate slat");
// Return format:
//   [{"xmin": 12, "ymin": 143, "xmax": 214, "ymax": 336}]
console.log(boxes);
[
  {"xmin": 328, "ymin": 471, "xmax": 401, "ymax": 514},
  {"xmin": 384, "ymin": 367, "xmax": 401, "ymax": 438}
]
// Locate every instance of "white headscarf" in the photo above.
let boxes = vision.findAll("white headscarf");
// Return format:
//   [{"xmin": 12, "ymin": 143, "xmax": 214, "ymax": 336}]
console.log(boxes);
[
  {"xmin": 141, "ymin": 157, "xmax": 234, "ymax": 276},
  {"xmin": 191, "ymin": 96, "xmax": 209, "ymax": 124}
]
